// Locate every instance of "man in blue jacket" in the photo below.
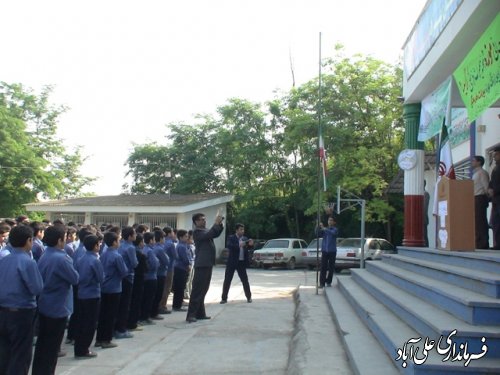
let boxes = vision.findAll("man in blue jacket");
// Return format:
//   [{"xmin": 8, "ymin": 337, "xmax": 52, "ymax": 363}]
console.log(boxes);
[
  {"xmin": 32, "ymin": 224, "xmax": 79, "ymax": 375},
  {"xmin": 0, "ymin": 225, "xmax": 43, "ymax": 374},
  {"xmin": 317, "ymin": 216, "xmax": 339, "ymax": 288}
]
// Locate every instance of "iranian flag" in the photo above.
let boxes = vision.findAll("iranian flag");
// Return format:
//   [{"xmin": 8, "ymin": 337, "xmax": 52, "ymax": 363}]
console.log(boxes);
[
  {"xmin": 438, "ymin": 122, "xmax": 455, "ymax": 179},
  {"xmin": 433, "ymin": 122, "xmax": 455, "ymax": 216},
  {"xmin": 319, "ymin": 134, "xmax": 327, "ymax": 191}
]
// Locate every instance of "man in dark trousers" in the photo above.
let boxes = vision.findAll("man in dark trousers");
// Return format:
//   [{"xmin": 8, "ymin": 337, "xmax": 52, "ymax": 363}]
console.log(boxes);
[
  {"xmin": 317, "ymin": 216, "xmax": 339, "ymax": 288},
  {"xmin": 0, "ymin": 225, "xmax": 44, "ymax": 375},
  {"xmin": 220, "ymin": 223, "xmax": 252, "ymax": 304},
  {"xmin": 488, "ymin": 146, "xmax": 500, "ymax": 250},
  {"xmin": 186, "ymin": 212, "xmax": 224, "ymax": 323}
]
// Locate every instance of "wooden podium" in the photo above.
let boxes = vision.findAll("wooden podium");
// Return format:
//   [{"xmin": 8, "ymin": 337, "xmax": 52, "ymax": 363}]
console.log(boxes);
[{"xmin": 436, "ymin": 178, "xmax": 475, "ymax": 251}]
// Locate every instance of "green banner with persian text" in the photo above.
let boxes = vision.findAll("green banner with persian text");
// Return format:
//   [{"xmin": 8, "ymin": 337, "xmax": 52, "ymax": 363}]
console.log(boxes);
[{"xmin": 453, "ymin": 14, "xmax": 500, "ymax": 122}]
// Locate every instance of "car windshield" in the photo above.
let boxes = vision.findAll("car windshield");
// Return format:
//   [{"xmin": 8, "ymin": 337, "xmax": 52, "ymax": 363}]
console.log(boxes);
[
  {"xmin": 263, "ymin": 240, "xmax": 289, "ymax": 248},
  {"xmin": 338, "ymin": 238, "xmax": 361, "ymax": 247},
  {"xmin": 307, "ymin": 239, "xmax": 321, "ymax": 248}
]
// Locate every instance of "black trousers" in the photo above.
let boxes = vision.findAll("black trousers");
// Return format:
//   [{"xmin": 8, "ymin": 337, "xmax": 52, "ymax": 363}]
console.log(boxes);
[
  {"xmin": 127, "ymin": 275, "xmax": 144, "ymax": 329},
  {"xmin": 115, "ymin": 279, "xmax": 132, "ymax": 333},
  {"xmin": 32, "ymin": 313, "xmax": 67, "ymax": 375},
  {"xmin": 320, "ymin": 252, "xmax": 337, "ymax": 286},
  {"xmin": 66, "ymin": 285, "xmax": 79, "ymax": 341},
  {"xmin": 221, "ymin": 261, "xmax": 251, "ymax": 301},
  {"xmin": 187, "ymin": 266, "xmax": 212, "ymax": 319},
  {"xmin": 0, "ymin": 308, "xmax": 35, "ymax": 375},
  {"xmin": 475, "ymin": 195, "xmax": 490, "ymax": 249},
  {"xmin": 140, "ymin": 279, "xmax": 157, "ymax": 321},
  {"xmin": 74, "ymin": 298, "xmax": 100, "ymax": 357},
  {"xmin": 172, "ymin": 268, "xmax": 188, "ymax": 309},
  {"xmin": 151, "ymin": 275, "xmax": 166, "ymax": 317},
  {"xmin": 96, "ymin": 293, "xmax": 120, "ymax": 343},
  {"xmin": 492, "ymin": 202, "xmax": 500, "ymax": 249}
]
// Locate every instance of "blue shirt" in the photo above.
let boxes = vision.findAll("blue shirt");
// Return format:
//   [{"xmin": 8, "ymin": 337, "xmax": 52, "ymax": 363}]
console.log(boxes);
[
  {"xmin": 73, "ymin": 242, "xmax": 87, "ymax": 264},
  {"xmin": 164, "ymin": 239, "xmax": 177, "ymax": 272},
  {"xmin": 64, "ymin": 242, "xmax": 76, "ymax": 258},
  {"xmin": 174, "ymin": 241, "xmax": 191, "ymax": 271},
  {"xmin": 318, "ymin": 226, "xmax": 339, "ymax": 253},
  {"xmin": 75, "ymin": 251, "xmax": 104, "ymax": 299},
  {"xmin": 101, "ymin": 248, "xmax": 128, "ymax": 294},
  {"xmin": 143, "ymin": 245, "xmax": 159, "ymax": 281},
  {"xmin": 32, "ymin": 237, "xmax": 45, "ymax": 262},
  {"xmin": 154, "ymin": 243, "xmax": 169, "ymax": 277},
  {"xmin": 118, "ymin": 240, "xmax": 138, "ymax": 283},
  {"xmin": 0, "ymin": 248, "xmax": 43, "ymax": 308},
  {"xmin": 37, "ymin": 247, "xmax": 79, "ymax": 318}
]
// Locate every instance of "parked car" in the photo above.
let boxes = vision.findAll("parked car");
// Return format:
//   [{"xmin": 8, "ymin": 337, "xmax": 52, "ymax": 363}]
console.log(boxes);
[
  {"xmin": 252, "ymin": 238, "xmax": 308, "ymax": 270},
  {"xmin": 303, "ymin": 237, "xmax": 344, "ymax": 270},
  {"xmin": 335, "ymin": 238, "xmax": 397, "ymax": 272}
]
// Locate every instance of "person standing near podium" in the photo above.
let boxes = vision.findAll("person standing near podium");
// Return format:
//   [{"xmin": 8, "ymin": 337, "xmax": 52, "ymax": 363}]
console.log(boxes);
[
  {"xmin": 472, "ymin": 155, "xmax": 490, "ymax": 249},
  {"xmin": 488, "ymin": 146, "xmax": 500, "ymax": 250}
]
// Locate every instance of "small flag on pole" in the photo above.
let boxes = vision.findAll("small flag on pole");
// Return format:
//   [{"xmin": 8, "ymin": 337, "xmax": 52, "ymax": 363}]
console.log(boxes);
[{"xmin": 319, "ymin": 134, "xmax": 327, "ymax": 191}]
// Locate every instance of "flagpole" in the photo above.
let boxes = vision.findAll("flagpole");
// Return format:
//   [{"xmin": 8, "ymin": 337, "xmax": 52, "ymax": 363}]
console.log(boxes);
[{"xmin": 316, "ymin": 32, "xmax": 322, "ymax": 295}]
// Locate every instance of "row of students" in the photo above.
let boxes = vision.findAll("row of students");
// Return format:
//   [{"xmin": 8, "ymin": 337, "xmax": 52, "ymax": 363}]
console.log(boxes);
[{"xmin": 0, "ymin": 219, "xmax": 195, "ymax": 373}]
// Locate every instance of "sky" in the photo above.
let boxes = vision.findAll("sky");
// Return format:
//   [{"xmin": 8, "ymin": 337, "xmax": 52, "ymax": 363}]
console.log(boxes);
[{"xmin": 1, "ymin": 0, "xmax": 427, "ymax": 196}]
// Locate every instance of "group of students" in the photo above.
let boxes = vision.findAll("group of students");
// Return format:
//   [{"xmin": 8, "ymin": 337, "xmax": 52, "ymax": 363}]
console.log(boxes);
[{"xmin": 0, "ymin": 216, "xmax": 195, "ymax": 375}]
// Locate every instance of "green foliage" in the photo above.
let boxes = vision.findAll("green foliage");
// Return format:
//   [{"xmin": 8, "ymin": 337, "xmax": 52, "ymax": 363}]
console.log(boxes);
[
  {"xmin": 125, "ymin": 49, "xmax": 405, "ymax": 243},
  {"xmin": 0, "ymin": 82, "xmax": 93, "ymax": 217}
]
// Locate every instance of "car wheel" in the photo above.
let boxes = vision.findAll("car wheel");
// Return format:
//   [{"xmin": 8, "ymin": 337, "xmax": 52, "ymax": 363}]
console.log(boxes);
[
  {"xmin": 287, "ymin": 258, "xmax": 296, "ymax": 270},
  {"xmin": 263, "ymin": 264, "xmax": 271, "ymax": 269},
  {"xmin": 334, "ymin": 267, "xmax": 341, "ymax": 273},
  {"xmin": 308, "ymin": 265, "xmax": 315, "ymax": 270}
]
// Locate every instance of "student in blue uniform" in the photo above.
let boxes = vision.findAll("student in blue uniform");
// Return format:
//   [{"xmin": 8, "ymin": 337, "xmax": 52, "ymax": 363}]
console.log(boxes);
[
  {"xmin": 30, "ymin": 222, "xmax": 46, "ymax": 262},
  {"xmin": 32, "ymin": 225, "xmax": 79, "ymax": 375},
  {"xmin": 74, "ymin": 235, "xmax": 104, "ymax": 359},
  {"xmin": 115, "ymin": 226, "xmax": 138, "ymax": 339},
  {"xmin": 95, "ymin": 232, "xmax": 128, "ymax": 349},
  {"xmin": 151, "ymin": 230, "xmax": 168, "ymax": 320},
  {"xmin": 127, "ymin": 234, "xmax": 146, "ymax": 331},
  {"xmin": 172, "ymin": 230, "xmax": 191, "ymax": 311},
  {"xmin": 139, "ymin": 232, "xmax": 159, "ymax": 325},
  {"xmin": 0, "ymin": 225, "xmax": 43, "ymax": 375},
  {"xmin": 158, "ymin": 227, "xmax": 177, "ymax": 314}
]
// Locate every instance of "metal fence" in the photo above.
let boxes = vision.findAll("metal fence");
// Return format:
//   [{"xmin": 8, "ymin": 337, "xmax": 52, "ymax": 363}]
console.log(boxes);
[
  {"xmin": 136, "ymin": 214, "xmax": 177, "ymax": 229},
  {"xmin": 92, "ymin": 214, "xmax": 129, "ymax": 228},
  {"xmin": 53, "ymin": 212, "xmax": 86, "ymax": 225}
]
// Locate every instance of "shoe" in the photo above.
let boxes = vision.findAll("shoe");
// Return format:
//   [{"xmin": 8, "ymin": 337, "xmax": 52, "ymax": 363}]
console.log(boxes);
[
  {"xmin": 326, "ymin": 283, "xmax": 332, "ymax": 287},
  {"xmin": 65, "ymin": 338, "xmax": 75, "ymax": 345},
  {"xmin": 75, "ymin": 351, "xmax": 98, "ymax": 359},
  {"xmin": 220, "ymin": 300, "xmax": 227, "ymax": 304},
  {"xmin": 114, "ymin": 330, "xmax": 134, "ymax": 339},
  {"xmin": 247, "ymin": 298, "xmax": 252, "ymax": 303},
  {"xmin": 138, "ymin": 319, "xmax": 155, "ymax": 325},
  {"xmin": 186, "ymin": 316, "xmax": 197, "ymax": 323},
  {"xmin": 158, "ymin": 308, "xmax": 171, "ymax": 315},
  {"xmin": 128, "ymin": 326, "xmax": 143, "ymax": 332},
  {"xmin": 58, "ymin": 350, "xmax": 67, "ymax": 357},
  {"xmin": 94, "ymin": 341, "xmax": 102, "ymax": 347},
  {"xmin": 173, "ymin": 307, "xmax": 187, "ymax": 312},
  {"xmin": 150, "ymin": 315, "xmax": 164, "ymax": 320},
  {"xmin": 319, "ymin": 285, "xmax": 325, "ymax": 289},
  {"xmin": 196, "ymin": 316, "xmax": 211, "ymax": 320},
  {"xmin": 101, "ymin": 341, "xmax": 118, "ymax": 349}
]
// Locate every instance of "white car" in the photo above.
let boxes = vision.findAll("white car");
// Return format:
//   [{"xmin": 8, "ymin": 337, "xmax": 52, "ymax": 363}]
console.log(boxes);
[
  {"xmin": 335, "ymin": 238, "xmax": 397, "ymax": 271},
  {"xmin": 304, "ymin": 237, "xmax": 344, "ymax": 270},
  {"xmin": 252, "ymin": 238, "xmax": 308, "ymax": 270}
]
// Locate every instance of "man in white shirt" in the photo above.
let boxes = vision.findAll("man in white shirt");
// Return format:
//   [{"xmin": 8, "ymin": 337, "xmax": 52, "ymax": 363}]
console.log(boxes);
[{"xmin": 472, "ymin": 155, "xmax": 490, "ymax": 249}]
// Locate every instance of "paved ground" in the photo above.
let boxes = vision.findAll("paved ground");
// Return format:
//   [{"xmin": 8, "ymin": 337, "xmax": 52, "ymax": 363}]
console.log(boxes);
[{"xmin": 55, "ymin": 266, "xmax": 353, "ymax": 375}]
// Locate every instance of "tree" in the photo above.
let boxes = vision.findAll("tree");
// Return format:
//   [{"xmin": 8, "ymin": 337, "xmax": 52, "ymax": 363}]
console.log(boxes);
[{"xmin": 0, "ymin": 82, "xmax": 92, "ymax": 217}]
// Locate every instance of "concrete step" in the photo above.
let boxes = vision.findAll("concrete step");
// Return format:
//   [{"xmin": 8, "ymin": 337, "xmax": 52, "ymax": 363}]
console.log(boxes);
[
  {"xmin": 382, "ymin": 253, "xmax": 500, "ymax": 298},
  {"xmin": 335, "ymin": 276, "xmax": 500, "ymax": 374},
  {"xmin": 350, "ymin": 269, "xmax": 500, "ymax": 359},
  {"xmin": 324, "ymin": 279, "xmax": 400, "ymax": 375},
  {"xmin": 365, "ymin": 261, "xmax": 500, "ymax": 326},
  {"xmin": 396, "ymin": 247, "xmax": 500, "ymax": 275}
]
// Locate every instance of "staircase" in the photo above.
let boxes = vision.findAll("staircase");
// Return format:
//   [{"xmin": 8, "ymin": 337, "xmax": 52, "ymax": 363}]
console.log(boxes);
[{"xmin": 325, "ymin": 247, "xmax": 500, "ymax": 375}]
